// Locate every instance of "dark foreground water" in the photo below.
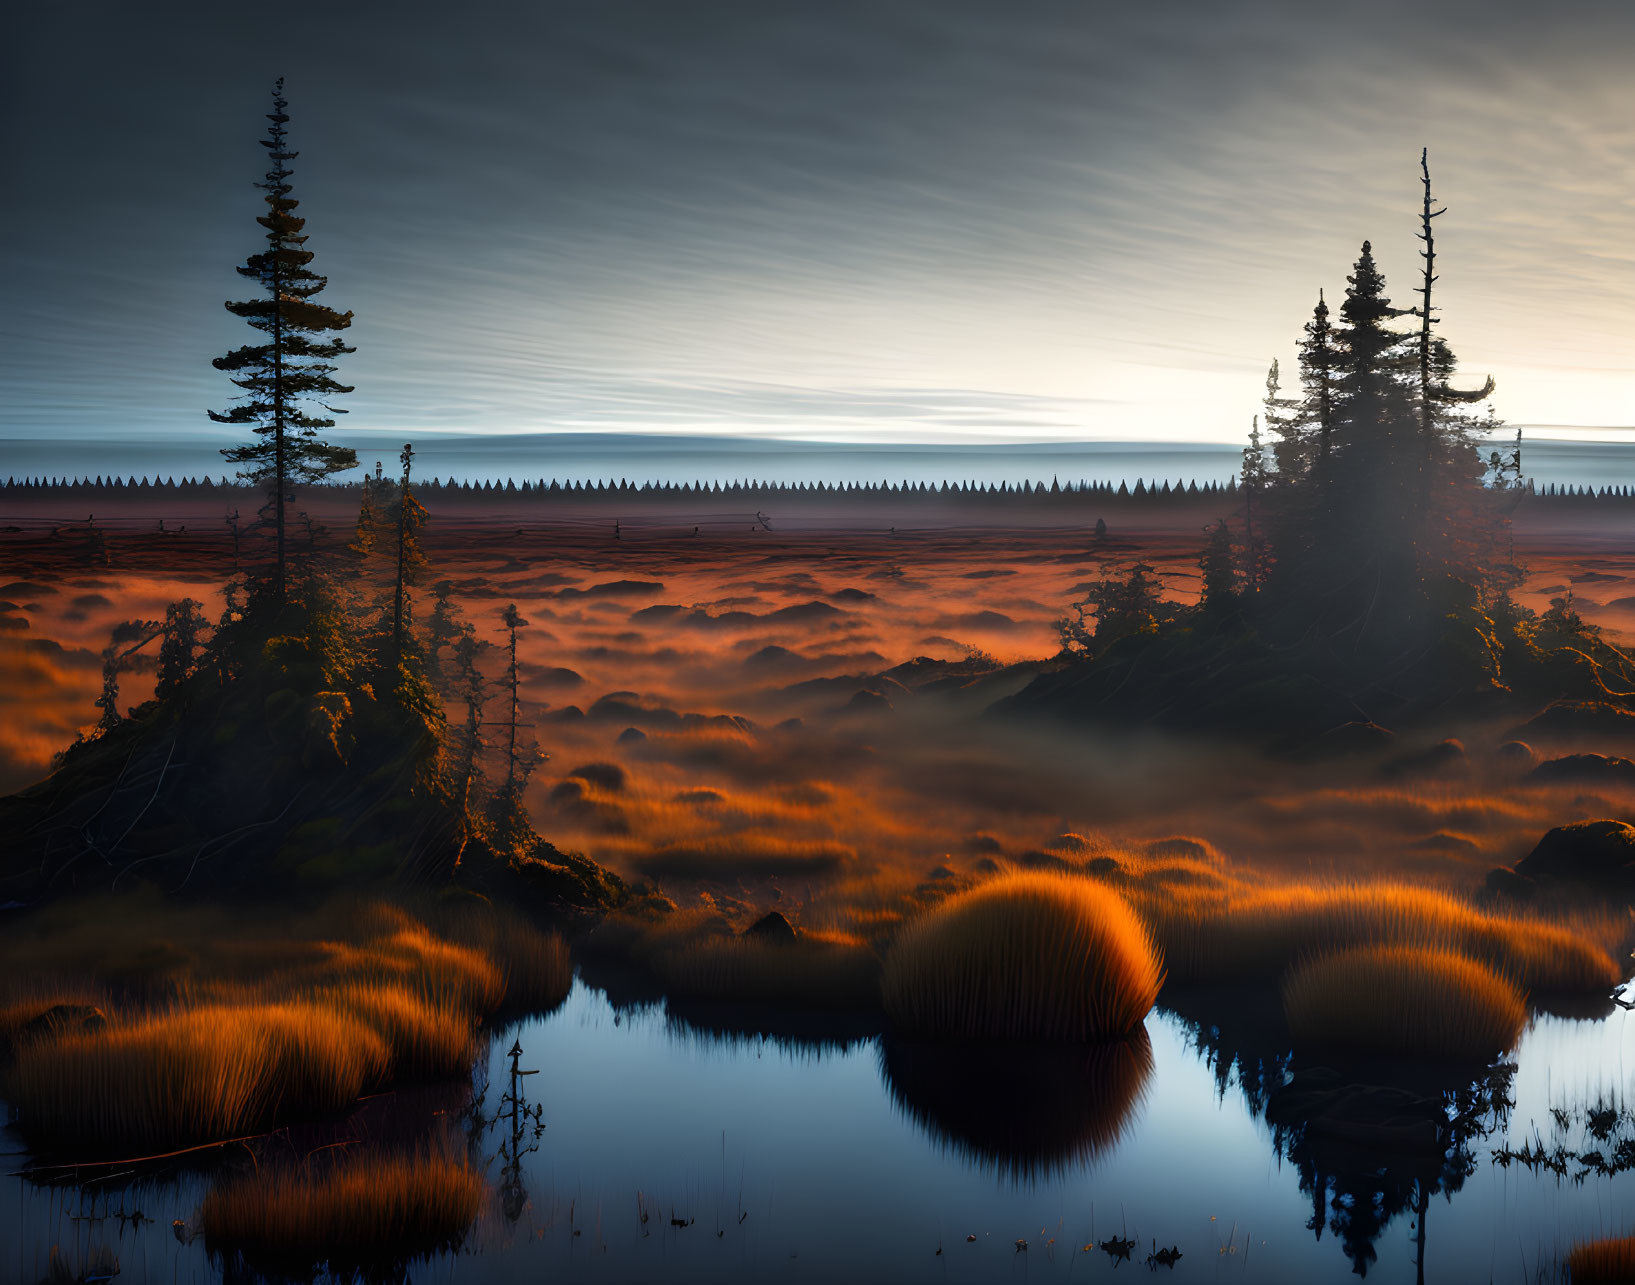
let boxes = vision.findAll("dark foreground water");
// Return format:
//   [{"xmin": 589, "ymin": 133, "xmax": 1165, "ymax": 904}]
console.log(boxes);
[
  {"xmin": 6, "ymin": 977, "xmax": 1633, "ymax": 1284},
  {"xmin": 4, "ymin": 432, "xmax": 1633, "ymax": 492}
]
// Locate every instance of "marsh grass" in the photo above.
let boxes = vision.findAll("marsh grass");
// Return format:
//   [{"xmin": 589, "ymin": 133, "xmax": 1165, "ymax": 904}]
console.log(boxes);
[
  {"xmin": 201, "ymin": 1150, "xmax": 483, "ymax": 1272},
  {"xmin": 1566, "ymin": 1234, "xmax": 1635, "ymax": 1284},
  {"xmin": 0, "ymin": 895, "xmax": 569, "ymax": 1157},
  {"xmin": 5, "ymin": 1000, "xmax": 391, "ymax": 1153},
  {"xmin": 431, "ymin": 898, "xmax": 573, "ymax": 1015},
  {"xmin": 655, "ymin": 930, "xmax": 881, "ymax": 1010},
  {"xmin": 1282, "ymin": 945, "xmax": 1527, "ymax": 1063},
  {"xmin": 882, "ymin": 872, "xmax": 1162, "ymax": 1042},
  {"xmin": 1140, "ymin": 882, "xmax": 1622, "ymax": 995}
]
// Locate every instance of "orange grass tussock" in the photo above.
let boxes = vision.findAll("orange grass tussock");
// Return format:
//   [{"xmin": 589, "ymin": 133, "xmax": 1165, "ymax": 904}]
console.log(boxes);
[
  {"xmin": 4, "ymin": 1000, "xmax": 391, "ymax": 1154},
  {"xmin": 882, "ymin": 872, "xmax": 1163, "ymax": 1042},
  {"xmin": 1142, "ymin": 881, "xmax": 1622, "ymax": 996},
  {"xmin": 0, "ymin": 896, "xmax": 572, "ymax": 1156},
  {"xmin": 1282, "ymin": 945, "xmax": 1527, "ymax": 1063},
  {"xmin": 1566, "ymin": 1234, "xmax": 1635, "ymax": 1284},
  {"xmin": 202, "ymin": 1151, "xmax": 483, "ymax": 1270}
]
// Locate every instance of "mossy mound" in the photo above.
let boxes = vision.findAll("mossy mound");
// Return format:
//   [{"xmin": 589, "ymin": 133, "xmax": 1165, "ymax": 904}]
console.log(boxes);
[{"xmin": 0, "ymin": 591, "xmax": 624, "ymax": 922}]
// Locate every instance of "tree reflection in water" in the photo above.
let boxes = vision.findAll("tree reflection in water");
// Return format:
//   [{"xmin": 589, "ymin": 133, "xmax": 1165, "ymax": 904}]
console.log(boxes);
[{"xmin": 1167, "ymin": 987, "xmax": 1515, "ymax": 1279}]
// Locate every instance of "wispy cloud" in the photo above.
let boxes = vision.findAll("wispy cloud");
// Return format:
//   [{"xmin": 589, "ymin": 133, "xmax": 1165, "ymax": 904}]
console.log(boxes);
[{"xmin": 5, "ymin": 0, "xmax": 1635, "ymax": 448}]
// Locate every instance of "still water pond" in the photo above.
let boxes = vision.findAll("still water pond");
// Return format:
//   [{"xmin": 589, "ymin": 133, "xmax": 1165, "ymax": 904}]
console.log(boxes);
[{"xmin": 6, "ymin": 978, "xmax": 1632, "ymax": 1283}]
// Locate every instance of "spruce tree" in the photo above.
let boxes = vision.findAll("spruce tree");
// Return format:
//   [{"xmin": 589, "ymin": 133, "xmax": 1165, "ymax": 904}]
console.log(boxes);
[
  {"xmin": 209, "ymin": 79, "xmax": 358, "ymax": 601},
  {"xmin": 1238, "ymin": 415, "xmax": 1269, "ymax": 591},
  {"xmin": 390, "ymin": 443, "xmax": 429, "ymax": 667}
]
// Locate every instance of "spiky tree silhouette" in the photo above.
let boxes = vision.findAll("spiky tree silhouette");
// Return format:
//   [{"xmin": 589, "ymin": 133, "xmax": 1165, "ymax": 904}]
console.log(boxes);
[{"xmin": 209, "ymin": 79, "xmax": 357, "ymax": 601}]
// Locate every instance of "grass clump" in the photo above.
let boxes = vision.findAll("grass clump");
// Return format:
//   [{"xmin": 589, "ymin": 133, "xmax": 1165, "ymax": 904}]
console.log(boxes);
[
  {"xmin": 0, "ymin": 895, "xmax": 571, "ymax": 1158},
  {"xmin": 320, "ymin": 983, "xmax": 474, "ymax": 1081},
  {"xmin": 1144, "ymin": 882, "xmax": 1621, "ymax": 996},
  {"xmin": 5, "ymin": 1001, "xmax": 390, "ymax": 1155},
  {"xmin": 882, "ymin": 872, "xmax": 1162, "ymax": 1042},
  {"xmin": 202, "ymin": 1150, "xmax": 483, "ymax": 1272},
  {"xmin": 1282, "ymin": 945, "xmax": 1527, "ymax": 1063},
  {"xmin": 1566, "ymin": 1234, "xmax": 1635, "ymax": 1284},
  {"xmin": 654, "ymin": 931, "xmax": 881, "ymax": 1010}
]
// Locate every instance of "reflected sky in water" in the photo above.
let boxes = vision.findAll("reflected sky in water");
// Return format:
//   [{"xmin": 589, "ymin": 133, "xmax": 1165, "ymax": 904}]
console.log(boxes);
[{"xmin": 4, "ymin": 978, "xmax": 1632, "ymax": 1283}]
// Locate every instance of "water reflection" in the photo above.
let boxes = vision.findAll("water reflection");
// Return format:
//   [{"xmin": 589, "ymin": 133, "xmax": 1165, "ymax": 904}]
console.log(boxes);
[
  {"xmin": 5, "ymin": 981, "xmax": 1631, "ymax": 1284},
  {"xmin": 1165, "ymin": 987, "xmax": 1517, "ymax": 1279},
  {"xmin": 878, "ymin": 1031, "xmax": 1154, "ymax": 1182}
]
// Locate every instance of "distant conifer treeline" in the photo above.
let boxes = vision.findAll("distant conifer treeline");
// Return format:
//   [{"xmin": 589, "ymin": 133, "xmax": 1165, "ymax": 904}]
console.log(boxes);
[{"xmin": 1, "ymin": 474, "xmax": 1622, "ymax": 505}]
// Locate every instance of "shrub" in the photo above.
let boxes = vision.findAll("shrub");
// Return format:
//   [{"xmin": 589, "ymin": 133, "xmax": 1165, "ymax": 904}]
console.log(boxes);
[
  {"xmin": 1567, "ymin": 1234, "xmax": 1635, "ymax": 1285},
  {"xmin": 1283, "ymin": 945, "xmax": 1526, "ymax": 1062},
  {"xmin": 882, "ymin": 872, "xmax": 1162, "ymax": 1042},
  {"xmin": 202, "ymin": 1150, "xmax": 483, "ymax": 1271}
]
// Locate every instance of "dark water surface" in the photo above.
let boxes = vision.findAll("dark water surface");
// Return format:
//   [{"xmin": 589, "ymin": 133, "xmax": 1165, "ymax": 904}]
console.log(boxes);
[{"xmin": 6, "ymin": 978, "xmax": 1632, "ymax": 1283}]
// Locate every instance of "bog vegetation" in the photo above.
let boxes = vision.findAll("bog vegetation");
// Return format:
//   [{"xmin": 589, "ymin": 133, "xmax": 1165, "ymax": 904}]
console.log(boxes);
[
  {"xmin": 1281, "ymin": 944, "xmax": 1527, "ymax": 1063},
  {"xmin": 1, "ymin": 82, "xmax": 1633, "ymax": 1283},
  {"xmin": 881, "ymin": 872, "xmax": 1162, "ymax": 1042}
]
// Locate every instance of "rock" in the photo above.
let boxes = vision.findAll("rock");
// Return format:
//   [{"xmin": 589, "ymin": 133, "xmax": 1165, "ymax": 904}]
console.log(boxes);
[
  {"xmin": 13, "ymin": 1003, "xmax": 107, "ymax": 1047},
  {"xmin": 742, "ymin": 910, "xmax": 797, "ymax": 945},
  {"xmin": 1483, "ymin": 866, "xmax": 1536, "ymax": 901},
  {"xmin": 1051, "ymin": 833, "xmax": 1091, "ymax": 853},
  {"xmin": 1084, "ymin": 855, "xmax": 1124, "ymax": 878},
  {"xmin": 1496, "ymin": 740, "xmax": 1536, "ymax": 767},
  {"xmin": 616, "ymin": 726, "xmax": 647, "ymax": 744},
  {"xmin": 1511, "ymin": 700, "xmax": 1635, "ymax": 742},
  {"xmin": 844, "ymin": 688, "xmax": 893, "ymax": 713},
  {"xmin": 1528, "ymin": 754, "xmax": 1635, "ymax": 786},
  {"xmin": 1381, "ymin": 738, "xmax": 1468, "ymax": 780},
  {"xmin": 1514, "ymin": 820, "xmax": 1635, "ymax": 893}
]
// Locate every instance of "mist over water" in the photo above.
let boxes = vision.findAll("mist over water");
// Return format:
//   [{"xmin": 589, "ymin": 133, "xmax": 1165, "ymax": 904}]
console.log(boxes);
[{"xmin": 4, "ymin": 433, "xmax": 1630, "ymax": 491}]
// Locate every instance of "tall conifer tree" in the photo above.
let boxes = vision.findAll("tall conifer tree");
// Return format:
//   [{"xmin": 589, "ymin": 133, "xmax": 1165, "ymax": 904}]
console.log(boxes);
[{"xmin": 209, "ymin": 79, "xmax": 357, "ymax": 601}]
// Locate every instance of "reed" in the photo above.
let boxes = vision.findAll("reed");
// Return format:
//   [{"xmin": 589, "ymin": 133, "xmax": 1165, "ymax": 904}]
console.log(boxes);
[
  {"xmin": 431, "ymin": 899, "xmax": 573, "ymax": 1014},
  {"xmin": 202, "ymin": 1150, "xmax": 483, "ymax": 1270},
  {"xmin": 882, "ymin": 872, "xmax": 1162, "ymax": 1042},
  {"xmin": 321, "ymin": 982, "xmax": 474, "ymax": 1081},
  {"xmin": 1282, "ymin": 945, "xmax": 1527, "ymax": 1062}
]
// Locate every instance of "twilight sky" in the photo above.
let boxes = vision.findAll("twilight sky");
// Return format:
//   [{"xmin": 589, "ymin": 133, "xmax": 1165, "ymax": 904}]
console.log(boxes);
[{"xmin": 6, "ymin": 0, "xmax": 1635, "ymax": 448}]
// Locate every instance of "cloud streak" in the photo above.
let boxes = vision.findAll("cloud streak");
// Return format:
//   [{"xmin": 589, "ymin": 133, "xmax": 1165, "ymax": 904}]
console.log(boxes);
[{"xmin": 6, "ymin": 0, "xmax": 1635, "ymax": 451}]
